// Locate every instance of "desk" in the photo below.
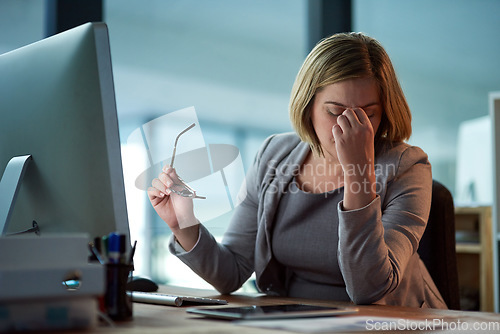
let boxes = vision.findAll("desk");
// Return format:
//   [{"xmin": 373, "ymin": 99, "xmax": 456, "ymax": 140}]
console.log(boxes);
[{"xmin": 95, "ymin": 285, "xmax": 500, "ymax": 333}]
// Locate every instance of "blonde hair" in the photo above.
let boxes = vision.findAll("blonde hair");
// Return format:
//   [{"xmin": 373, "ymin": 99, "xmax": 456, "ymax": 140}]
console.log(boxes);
[{"xmin": 289, "ymin": 32, "xmax": 412, "ymax": 157}]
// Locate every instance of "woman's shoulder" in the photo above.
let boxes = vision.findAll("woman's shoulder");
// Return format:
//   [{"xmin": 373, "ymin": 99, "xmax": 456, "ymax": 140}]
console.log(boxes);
[
  {"xmin": 375, "ymin": 140, "xmax": 430, "ymax": 178},
  {"xmin": 263, "ymin": 132, "xmax": 302, "ymax": 147},
  {"xmin": 251, "ymin": 132, "xmax": 309, "ymax": 179},
  {"xmin": 256, "ymin": 132, "xmax": 304, "ymax": 161}
]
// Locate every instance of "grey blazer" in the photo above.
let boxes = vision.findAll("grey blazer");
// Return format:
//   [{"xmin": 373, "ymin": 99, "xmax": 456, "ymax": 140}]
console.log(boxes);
[{"xmin": 169, "ymin": 132, "xmax": 447, "ymax": 309}]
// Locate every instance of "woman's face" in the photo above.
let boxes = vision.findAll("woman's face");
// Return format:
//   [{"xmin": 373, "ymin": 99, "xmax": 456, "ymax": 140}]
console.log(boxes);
[{"xmin": 310, "ymin": 77, "xmax": 383, "ymax": 160}]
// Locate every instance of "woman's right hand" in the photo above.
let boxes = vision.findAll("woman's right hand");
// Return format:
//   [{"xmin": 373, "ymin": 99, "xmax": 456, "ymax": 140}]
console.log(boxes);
[{"xmin": 147, "ymin": 166, "xmax": 199, "ymax": 250}]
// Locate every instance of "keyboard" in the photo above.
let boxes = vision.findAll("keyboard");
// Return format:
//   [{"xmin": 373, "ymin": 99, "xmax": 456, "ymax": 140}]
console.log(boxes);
[{"xmin": 128, "ymin": 291, "xmax": 228, "ymax": 307}]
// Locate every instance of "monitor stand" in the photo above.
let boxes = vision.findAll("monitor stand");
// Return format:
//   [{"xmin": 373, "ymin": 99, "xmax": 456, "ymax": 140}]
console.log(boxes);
[{"xmin": 0, "ymin": 155, "xmax": 40, "ymax": 236}]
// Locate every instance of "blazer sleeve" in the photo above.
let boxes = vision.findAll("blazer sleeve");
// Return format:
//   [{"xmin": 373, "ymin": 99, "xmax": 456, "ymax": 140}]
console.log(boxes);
[{"xmin": 337, "ymin": 145, "xmax": 432, "ymax": 304}]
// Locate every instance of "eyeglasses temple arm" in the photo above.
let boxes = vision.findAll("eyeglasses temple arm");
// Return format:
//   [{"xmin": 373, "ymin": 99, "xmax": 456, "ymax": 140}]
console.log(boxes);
[{"xmin": 170, "ymin": 123, "xmax": 196, "ymax": 168}]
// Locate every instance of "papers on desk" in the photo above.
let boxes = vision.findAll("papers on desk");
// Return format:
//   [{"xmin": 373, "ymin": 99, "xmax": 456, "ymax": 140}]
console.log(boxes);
[{"xmin": 235, "ymin": 316, "xmax": 440, "ymax": 333}]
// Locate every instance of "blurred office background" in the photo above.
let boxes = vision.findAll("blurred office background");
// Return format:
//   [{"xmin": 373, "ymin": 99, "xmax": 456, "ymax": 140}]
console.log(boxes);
[{"xmin": 1, "ymin": 0, "xmax": 499, "ymax": 289}]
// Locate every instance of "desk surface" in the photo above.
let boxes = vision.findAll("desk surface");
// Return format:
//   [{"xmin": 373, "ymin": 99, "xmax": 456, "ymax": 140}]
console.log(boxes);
[{"xmin": 94, "ymin": 285, "xmax": 499, "ymax": 333}]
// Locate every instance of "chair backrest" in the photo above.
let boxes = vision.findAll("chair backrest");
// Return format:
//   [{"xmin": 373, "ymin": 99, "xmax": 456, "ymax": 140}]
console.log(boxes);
[{"xmin": 417, "ymin": 180, "xmax": 461, "ymax": 310}]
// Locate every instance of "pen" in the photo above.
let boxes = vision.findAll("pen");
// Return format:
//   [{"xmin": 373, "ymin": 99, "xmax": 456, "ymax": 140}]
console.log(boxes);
[
  {"xmin": 108, "ymin": 232, "xmax": 121, "ymax": 264},
  {"xmin": 128, "ymin": 240, "xmax": 137, "ymax": 266},
  {"xmin": 94, "ymin": 236, "xmax": 102, "ymax": 254},
  {"xmin": 102, "ymin": 235, "xmax": 109, "ymax": 258},
  {"xmin": 119, "ymin": 234, "xmax": 127, "ymax": 263},
  {"xmin": 88, "ymin": 242, "xmax": 106, "ymax": 265}
]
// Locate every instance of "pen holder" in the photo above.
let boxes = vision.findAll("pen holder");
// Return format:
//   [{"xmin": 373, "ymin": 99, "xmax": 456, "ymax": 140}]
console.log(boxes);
[{"xmin": 105, "ymin": 263, "xmax": 133, "ymax": 321}]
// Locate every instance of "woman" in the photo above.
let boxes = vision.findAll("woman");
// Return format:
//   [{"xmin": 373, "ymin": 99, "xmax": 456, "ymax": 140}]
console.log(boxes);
[{"xmin": 148, "ymin": 32, "xmax": 447, "ymax": 309}]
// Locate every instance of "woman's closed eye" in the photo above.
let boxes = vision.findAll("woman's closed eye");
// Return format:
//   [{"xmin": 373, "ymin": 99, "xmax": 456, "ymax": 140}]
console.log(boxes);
[
  {"xmin": 350, "ymin": 106, "xmax": 377, "ymax": 119},
  {"xmin": 326, "ymin": 107, "xmax": 345, "ymax": 117},
  {"xmin": 326, "ymin": 105, "xmax": 379, "ymax": 118},
  {"xmin": 363, "ymin": 107, "xmax": 378, "ymax": 118}
]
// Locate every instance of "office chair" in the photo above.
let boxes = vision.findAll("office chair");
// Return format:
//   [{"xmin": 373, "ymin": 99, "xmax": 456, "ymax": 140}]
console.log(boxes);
[{"xmin": 417, "ymin": 180, "xmax": 461, "ymax": 310}]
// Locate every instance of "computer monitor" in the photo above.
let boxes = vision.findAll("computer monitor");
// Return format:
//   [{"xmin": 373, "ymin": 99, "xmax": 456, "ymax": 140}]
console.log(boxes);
[{"xmin": 0, "ymin": 22, "xmax": 130, "ymax": 247}]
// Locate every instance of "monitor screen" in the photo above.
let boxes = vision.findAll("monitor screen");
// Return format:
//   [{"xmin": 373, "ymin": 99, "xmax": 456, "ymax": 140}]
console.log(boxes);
[{"xmin": 0, "ymin": 22, "xmax": 130, "ymax": 247}]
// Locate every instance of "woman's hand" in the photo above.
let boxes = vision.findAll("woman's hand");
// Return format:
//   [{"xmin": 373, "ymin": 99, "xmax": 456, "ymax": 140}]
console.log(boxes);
[
  {"xmin": 332, "ymin": 107, "xmax": 375, "ymax": 169},
  {"xmin": 332, "ymin": 108, "xmax": 376, "ymax": 210},
  {"xmin": 148, "ymin": 166, "xmax": 199, "ymax": 250}
]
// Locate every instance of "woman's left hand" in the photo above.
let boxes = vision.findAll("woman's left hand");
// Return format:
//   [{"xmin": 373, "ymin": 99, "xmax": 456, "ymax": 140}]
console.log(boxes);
[
  {"xmin": 332, "ymin": 107, "xmax": 375, "ymax": 171},
  {"xmin": 332, "ymin": 107, "xmax": 376, "ymax": 210}
]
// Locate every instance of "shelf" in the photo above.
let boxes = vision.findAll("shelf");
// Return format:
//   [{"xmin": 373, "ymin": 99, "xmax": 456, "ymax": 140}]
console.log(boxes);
[
  {"xmin": 456, "ymin": 243, "xmax": 481, "ymax": 254},
  {"xmin": 454, "ymin": 206, "xmax": 493, "ymax": 312}
]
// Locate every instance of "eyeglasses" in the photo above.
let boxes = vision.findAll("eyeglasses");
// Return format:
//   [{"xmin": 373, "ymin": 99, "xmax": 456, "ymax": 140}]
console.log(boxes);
[{"xmin": 169, "ymin": 123, "xmax": 206, "ymax": 199}]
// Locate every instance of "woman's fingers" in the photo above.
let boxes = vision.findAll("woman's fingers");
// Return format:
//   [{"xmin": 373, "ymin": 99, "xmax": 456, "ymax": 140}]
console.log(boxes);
[
  {"xmin": 336, "ymin": 108, "xmax": 362, "ymax": 134},
  {"xmin": 147, "ymin": 186, "xmax": 165, "ymax": 200},
  {"xmin": 162, "ymin": 165, "xmax": 173, "ymax": 174},
  {"xmin": 338, "ymin": 107, "xmax": 373, "ymax": 135},
  {"xmin": 352, "ymin": 107, "xmax": 371, "ymax": 125},
  {"xmin": 336, "ymin": 113, "xmax": 351, "ymax": 130},
  {"xmin": 159, "ymin": 171, "xmax": 174, "ymax": 188},
  {"xmin": 332, "ymin": 123, "xmax": 343, "ymax": 139},
  {"xmin": 162, "ymin": 165, "xmax": 184, "ymax": 185},
  {"xmin": 340, "ymin": 108, "xmax": 362, "ymax": 127},
  {"xmin": 152, "ymin": 177, "xmax": 171, "ymax": 196}
]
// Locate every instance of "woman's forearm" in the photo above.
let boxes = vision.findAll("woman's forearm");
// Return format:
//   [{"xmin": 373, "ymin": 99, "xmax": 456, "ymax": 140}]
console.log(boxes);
[
  {"xmin": 172, "ymin": 224, "xmax": 200, "ymax": 252},
  {"xmin": 342, "ymin": 163, "xmax": 376, "ymax": 211}
]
